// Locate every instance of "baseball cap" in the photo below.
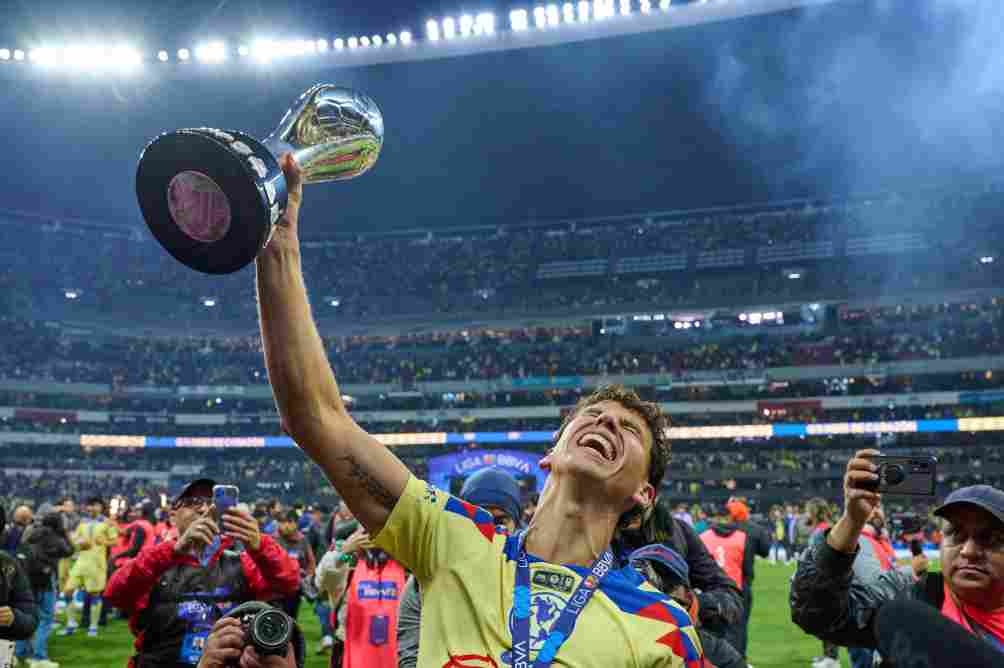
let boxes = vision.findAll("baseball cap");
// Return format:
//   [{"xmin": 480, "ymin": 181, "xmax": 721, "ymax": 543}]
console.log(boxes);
[
  {"xmin": 460, "ymin": 468, "xmax": 522, "ymax": 527},
  {"xmin": 173, "ymin": 478, "xmax": 217, "ymax": 505},
  {"xmin": 628, "ymin": 544, "xmax": 690, "ymax": 588},
  {"xmin": 934, "ymin": 485, "xmax": 1004, "ymax": 526}
]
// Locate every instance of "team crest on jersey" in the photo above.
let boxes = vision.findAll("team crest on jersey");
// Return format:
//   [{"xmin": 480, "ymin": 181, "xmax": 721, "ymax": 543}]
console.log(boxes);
[
  {"xmin": 442, "ymin": 654, "xmax": 499, "ymax": 668},
  {"xmin": 502, "ymin": 591, "xmax": 568, "ymax": 667},
  {"xmin": 582, "ymin": 575, "xmax": 599, "ymax": 590}
]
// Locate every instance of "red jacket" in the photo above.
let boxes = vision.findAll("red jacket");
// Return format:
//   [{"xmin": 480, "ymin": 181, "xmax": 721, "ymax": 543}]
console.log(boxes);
[{"xmin": 104, "ymin": 534, "xmax": 300, "ymax": 659}]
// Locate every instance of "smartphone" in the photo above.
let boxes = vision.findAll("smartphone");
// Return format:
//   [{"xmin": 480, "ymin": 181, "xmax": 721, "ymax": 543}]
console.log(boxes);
[
  {"xmin": 213, "ymin": 485, "xmax": 240, "ymax": 523},
  {"xmin": 858, "ymin": 455, "xmax": 937, "ymax": 496}
]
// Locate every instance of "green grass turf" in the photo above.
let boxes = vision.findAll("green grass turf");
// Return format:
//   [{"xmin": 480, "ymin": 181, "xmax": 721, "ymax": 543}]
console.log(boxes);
[{"xmin": 44, "ymin": 561, "xmax": 857, "ymax": 668}]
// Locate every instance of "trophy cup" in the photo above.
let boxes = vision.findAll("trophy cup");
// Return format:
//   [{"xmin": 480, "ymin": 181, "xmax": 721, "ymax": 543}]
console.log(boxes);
[{"xmin": 136, "ymin": 84, "xmax": 383, "ymax": 274}]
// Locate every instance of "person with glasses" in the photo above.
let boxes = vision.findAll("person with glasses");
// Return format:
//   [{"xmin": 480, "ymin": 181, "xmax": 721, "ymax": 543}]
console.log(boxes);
[
  {"xmin": 103, "ymin": 478, "xmax": 301, "ymax": 668},
  {"xmin": 792, "ymin": 449, "xmax": 1004, "ymax": 659}
]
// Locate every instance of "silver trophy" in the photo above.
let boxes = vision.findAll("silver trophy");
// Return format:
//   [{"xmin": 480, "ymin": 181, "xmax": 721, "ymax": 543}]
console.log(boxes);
[{"xmin": 136, "ymin": 84, "xmax": 384, "ymax": 274}]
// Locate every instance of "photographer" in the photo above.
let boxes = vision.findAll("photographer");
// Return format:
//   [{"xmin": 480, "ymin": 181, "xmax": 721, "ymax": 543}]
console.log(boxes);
[
  {"xmin": 791, "ymin": 449, "xmax": 1004, "ymax": 659},
  {"xmin": 14, "ymin": 510, "xmax": 73, "ymax": 667},
  {"xmin": 104, "ymin": 479, "xmax": 300, "ymax": 668}
]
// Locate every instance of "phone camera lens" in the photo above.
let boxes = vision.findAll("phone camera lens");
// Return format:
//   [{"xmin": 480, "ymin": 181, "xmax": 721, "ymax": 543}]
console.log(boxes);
[{"xmin": 882, "ymin": 464, "xmax": 906, "ymax": 486}]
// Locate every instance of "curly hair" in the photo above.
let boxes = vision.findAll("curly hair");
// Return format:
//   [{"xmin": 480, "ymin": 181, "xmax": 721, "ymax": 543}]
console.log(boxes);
[{"xmin": 555, "ymin": 385, "xmax": 671, "ymax": 491}]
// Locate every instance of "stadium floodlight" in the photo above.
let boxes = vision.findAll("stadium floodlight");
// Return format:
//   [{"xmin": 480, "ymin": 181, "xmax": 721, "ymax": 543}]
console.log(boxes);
[
  {"xmin": 399, "ymin": 31, "xmax": 413, "ymax": 45},
  {"xmin": 787, "ymin": 271, "xmax": 802, "ymax": 280},
  {"xmin": 334, "ymin": 38, "xmax": 345, "ymax": 50},
  {"xmin": 202, "ymin": 298, "xmax": 217, "ymax": 307},
  {"xmin": 195, "ymin": 41, "xmax": 226, "ymax": 64},
  {"xmin": 639, "ymin": 0, "xmax": 651, "ymax": 12},
  {"xmin": 177, "ymin": 48, "xmax": 191, "ymax": 61},
  {"xmin": 980, "ymin": 255, "xmax": 995, "ymax": 264},
  {"xmin": 594, "ymin": 0, "xmax": 615, "ymax": 19},
  {"xmin": 157, "ymin": 49, "xmax": 169, "ymax": 61},
  {"xmin": 562, "ymin": 3, "xmax": 576, "ymax": 22},
  {"xmin": 329, "ymin": 298, "xmax": 340, "ymax": 307},
  {"xmin": 13, "ymin": 49, "xmax": 25, "ymax": 61},
  {"xmin": 360, "ymin": 36, "xmax": 371, "ymax": 47},
  {"xmin": 659, "ymin": 0, "xmax": 671, "ymax": 9},
  {"xmin": 474, "ymin": 12, "xmax": 496, "ymax": 35},
  {"xmin": 29, "ymin": 48, "xmax": 57, "ymax": 66},
  {"xmin": 64, "ymin": 289, "xmax": 79, "ymax": 300},
  {"xmin": 460, "ymin": 14, "xmax": 474, "ymax": 37},
  {"xmin": 316, "ymin": 39, "xmax": 328, "ymax": 51},
  {"xmin": 620, "ymin": 0, "xmax": 632, "ymax": 15},
  {"xmin": 533, "ymin": 6, "xmax": 547, "ymax": 28},
  {"xmin": 510, "ymin": 9, "xmax": 530, "ymax": 32},
  {"xmin": 0, "ymin": 49, "xmax": 10, "ymax": 61},
  {"xmin": 546, "ymin": 4, "xmax": 561, "ymax": 25},
  {"xmin": 250, "ymin": 39, "xmax": 276, "ymax": 62},
  {"xmin": 577, "ymin": 0, "xmax": 591, "ymax": 21},
  {"xmin": 387, "ymin": 33, "xmax": 398, "ymax": 45},
  {"xmin": 372, "ymin": 35, "xmax": 383, "ymax": 46},
  {"xmin": 348, "ymin": 36, "xmax": 359, "ymax": 49},
  {"xmin": 442, "ymin": 17, "xmax": 457, "ymax": 40},
  {"xmin": 237, "ymin": 44, "xmax": 249, "ymax": 56},
  {"xmin": 426, "ymin": 19, "xmax": 441, "ymax": 41}
]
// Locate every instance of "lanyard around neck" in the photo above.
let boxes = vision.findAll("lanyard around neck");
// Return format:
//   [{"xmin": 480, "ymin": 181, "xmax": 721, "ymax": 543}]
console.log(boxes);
[{"xmin": 511, "ymin": 531, "xmax": 614, "ymax": 668}]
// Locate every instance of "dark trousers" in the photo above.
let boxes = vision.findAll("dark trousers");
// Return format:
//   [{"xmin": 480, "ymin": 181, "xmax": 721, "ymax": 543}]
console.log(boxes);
[{"xmin": 282, "ymin": 593, "xmax": 302, "ymax": 621}]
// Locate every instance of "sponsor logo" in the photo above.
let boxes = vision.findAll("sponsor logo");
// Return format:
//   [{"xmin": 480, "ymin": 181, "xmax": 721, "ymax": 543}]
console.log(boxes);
[
  {"xmin": 356, "ymin": 580, "xmax": 400, "ymax": 600},
  {"xmin": 532, "ymin": 570, "xmax": 575, "ymax": 594}
]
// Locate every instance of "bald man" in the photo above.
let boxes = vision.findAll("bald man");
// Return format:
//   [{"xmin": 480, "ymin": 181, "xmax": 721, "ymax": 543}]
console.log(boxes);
[{"xmin": 1, "ymin": 507, "xmax": 33, "ymax": 555}]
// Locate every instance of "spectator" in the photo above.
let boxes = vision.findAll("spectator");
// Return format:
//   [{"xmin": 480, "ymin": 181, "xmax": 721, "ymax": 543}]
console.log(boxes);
[
  {"xmin": 194, "ymin": 604, "xmax": 304, "ymax": 668},
  {"xmin": 2, "ymin": 507, "xmax": 33, "ymax": 555},
  {"xmin": 0, "ymin": 505, "xmax": 39, "ymax": 644},
  {"xmin": 314, "ymin": 527, "xmax": 376, "ymax": 668},
  {"xmin": 791, "ymin": 450, "xmax": 1004, "ymax": 659},
  {"xmin": 397, "ymin": 468, "xmax": 523, "ymax": 668},
  {"xmin": 275, "ymin": 510, "xmax": 317, "ymax": 622},
  {"xmin": 14, "ymin": 510, "xmax": 73, "ymax": 668},
  {"xmin": 103, "ymin": 478, "xmax": 300, "ymax": 668}
]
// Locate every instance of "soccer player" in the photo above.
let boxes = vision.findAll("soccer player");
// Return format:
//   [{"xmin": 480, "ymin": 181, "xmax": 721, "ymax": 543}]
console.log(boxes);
[
  {"xmin": 255, "ymin": 154, "xmax": 703, "ymax": 668},
  {"xmin": 61, "ymin": 496, "xmax": 117, "ymax": 638}
]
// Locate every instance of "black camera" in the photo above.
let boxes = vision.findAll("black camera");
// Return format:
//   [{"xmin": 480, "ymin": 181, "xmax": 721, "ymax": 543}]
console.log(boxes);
[
  {"xmin": 223, "ymin": 602, "xmax": 303, "ymax": 668},
  {"xmin": 859, "ymin": 456, "xmax": 937, "ymax": 496}
]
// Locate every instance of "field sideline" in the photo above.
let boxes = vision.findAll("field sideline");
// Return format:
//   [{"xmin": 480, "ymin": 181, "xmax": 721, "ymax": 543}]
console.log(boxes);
[{"xmin": 42, "ymin": 560, "xmax": 854, "ymax": 668}]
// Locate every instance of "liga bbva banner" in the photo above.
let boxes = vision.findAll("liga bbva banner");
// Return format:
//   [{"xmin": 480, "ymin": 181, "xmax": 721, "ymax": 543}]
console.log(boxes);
[{"xmin": 427, "ymin": 449, "xmax": 547, "ymax": 492}]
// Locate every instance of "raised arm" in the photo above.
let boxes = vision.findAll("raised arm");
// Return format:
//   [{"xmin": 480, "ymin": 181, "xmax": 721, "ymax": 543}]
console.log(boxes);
[{"xmin": 255, "ymin": 154, "xmax": 410, "ymax": 534}]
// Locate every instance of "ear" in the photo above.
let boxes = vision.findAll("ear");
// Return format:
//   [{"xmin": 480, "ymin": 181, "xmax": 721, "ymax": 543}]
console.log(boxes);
[{"xmin": 631, "ymin": 482, "xmax": 656, "ymax": 511}]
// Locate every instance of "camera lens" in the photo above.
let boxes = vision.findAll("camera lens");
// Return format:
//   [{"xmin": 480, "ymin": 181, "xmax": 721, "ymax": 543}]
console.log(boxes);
[
  {"xmin": 251, "ymin": 609, "xmax": 291, "ymax": 651},
  {"xmin": 882, "ymin": 464, "xmax": 906, "ymax": 486}
]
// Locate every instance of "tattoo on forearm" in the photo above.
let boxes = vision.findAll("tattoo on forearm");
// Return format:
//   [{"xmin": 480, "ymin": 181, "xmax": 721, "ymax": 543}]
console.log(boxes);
[{"xmin": 336, "ymin": 453, "xmax": 397, "ymax": 508}]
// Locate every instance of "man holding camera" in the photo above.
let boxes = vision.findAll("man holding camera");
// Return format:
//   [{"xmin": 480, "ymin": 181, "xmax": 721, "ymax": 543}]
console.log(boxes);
[
  {"xmin": 791, "ymin": 448, "xmax": 1004, "ymax": 659},
  {"xmin": 104, "ymin": 478, "xmax": 300, "ymax": 668}
]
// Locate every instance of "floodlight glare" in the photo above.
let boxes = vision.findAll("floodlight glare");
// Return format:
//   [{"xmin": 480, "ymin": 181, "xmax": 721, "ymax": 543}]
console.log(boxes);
[
  {"xmin": 563, "ymin": 3, "xmax": 576, "ymax": 22},
  {"xmin": 360, "ymin": 36, "xmax": 371, "ymax": 47},
  {"xmin": 546, "ymin": 4, "xmax": 561, "ymax": 25},
  {"xmin": 316, "ymin": 39, "xmax": 328, "ymax": 51},
  {"xmin": 334, "ymin": 38, "xmax": 345, "ymax": 50},
  {"xmin": 0, "ymin": 49, "xmax": 10, "ymax": 61},
  {"xmin": 510, "ymin": 9, "xmax": 530, "ymax": 31},
  {"xmin": 640, "ymin": 0, "xmax": 652, "ymax": 12},
  {"xmin": 157, "ymin": 49, "xmax": 169, "ymax": 61},
  {"xmin": 373, "ymin": 35, "xmax": 383, "ymax": 46},
  {"xmin": 620, "ymin": 0, "xmax": 632, "ymax": 15},
  {"xmin": 660, "ymin": 0, "xmax": 671, "ymax": 9},
  {"xmin": 387, "ymin": 33, "xmax": 398, "ymax": 45},
  {"xmin": 426, "ymin": 19, "xmax": 441, "ymax": 41},
  {"xmin": 399, "ymin": 31, "xmax": 413, "ymax": 45},
  {"xmin": 578, "ymin": 1, "xmax": 591, "ymax": 21},
  {"xmin": 476, "ymin": 12, "xmax": 496, "ymax": 35},
  {"xmin": 13, "ymin": 49, "xmax": 25, "ymax": 61},
  {"xmin": 195, "ymin": 41, "xmax": 226, "ymax": 64},
  {"xmin": 348, "ymin": 36, "xmax": 359, "ymax": 49},
  {"xmin": 177, "ymin": 48, "xmax": 190, "ymax": 61},
  {"xmin": 442, "ymin": 17, "xmax": 457, "ymax": 39},
  {"xmin": 460, "ymin": 14, "xmax": 474, "ymax": 37},
  {"xmin": 533, "ymin": 6, "xmax": 547, "ymax": 28}
]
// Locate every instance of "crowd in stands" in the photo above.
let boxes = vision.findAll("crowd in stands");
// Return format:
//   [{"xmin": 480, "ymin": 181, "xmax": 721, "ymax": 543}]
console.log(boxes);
[{"xmin": 2, "ymin": 184, "xmax": 1004, "ymax": 325}]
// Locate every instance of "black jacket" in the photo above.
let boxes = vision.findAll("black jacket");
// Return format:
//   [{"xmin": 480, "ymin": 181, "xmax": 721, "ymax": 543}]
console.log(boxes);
[
  {"xmin": 0, "ymin": 551, "xmax": 39, "ymax": 641},
  {"xmin": 21, "ymin": 524, "xmax": 74, "ymax": 589},
  {"xmin": 615, "ymin": 505, "xmax": 743, "ymax": 627},
  {"xmin": 790, "ymin": 531, "xmax": 955, "ymax": 655}
]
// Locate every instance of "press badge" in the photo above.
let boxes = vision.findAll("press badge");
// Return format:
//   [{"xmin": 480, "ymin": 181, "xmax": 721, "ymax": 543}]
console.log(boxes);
[{"xmin": 178, "ymin": 600, "xmax": 213, "ymax": 664}]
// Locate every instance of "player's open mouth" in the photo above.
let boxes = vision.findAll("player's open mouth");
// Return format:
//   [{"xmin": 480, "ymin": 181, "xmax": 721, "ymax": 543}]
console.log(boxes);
[{"xmin": 577, "ymin": 431, "xmax": 618, "ymax": 462}]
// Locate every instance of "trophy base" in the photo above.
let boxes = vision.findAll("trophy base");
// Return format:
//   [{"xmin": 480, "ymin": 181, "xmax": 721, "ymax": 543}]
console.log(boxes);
[{"xmin": 135, "ymin": 128, "xmax": 288, "ymax": 275}]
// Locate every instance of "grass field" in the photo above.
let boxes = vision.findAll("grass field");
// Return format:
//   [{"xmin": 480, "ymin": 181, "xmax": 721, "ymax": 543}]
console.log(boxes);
[{"xmin": 43, "ymin": 560, "xmax": 854, "ymax": 668}]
